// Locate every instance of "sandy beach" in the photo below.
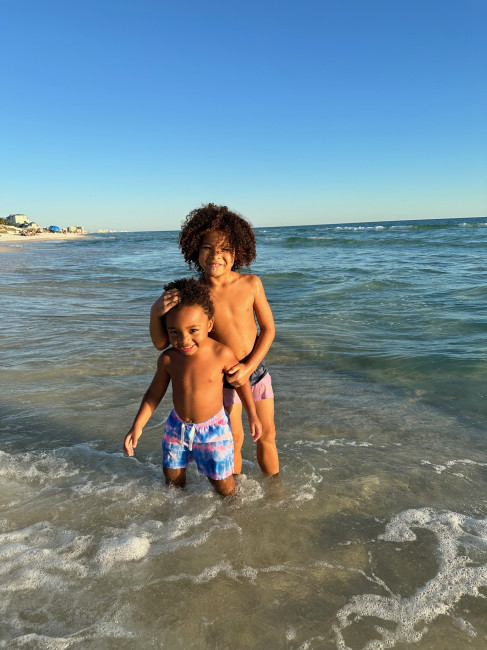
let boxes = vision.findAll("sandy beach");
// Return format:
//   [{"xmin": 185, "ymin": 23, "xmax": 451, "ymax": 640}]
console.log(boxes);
[{"xmin": 0, "ymin": 231, "xmax": 87, "ymax": 251}]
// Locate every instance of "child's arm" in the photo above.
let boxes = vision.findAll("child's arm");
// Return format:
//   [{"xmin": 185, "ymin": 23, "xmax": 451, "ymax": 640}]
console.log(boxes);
[
  {"xmin": 124, "ymin": 354, "xmax": 171, "ymax": 455},
  {"xmin": 149, "ymin": 289, "xmax": 180, "ymax": 350},
  {"xmin": 223, "ymin": 349, "xmax": 262, "ymax": 442},
  {"xmin": 226, "ymin": 276, "xmax": 275, "ymax": 387},
  {"xmin": 235, "ymin": 382, "xmax": 262, "ymax": 441}
]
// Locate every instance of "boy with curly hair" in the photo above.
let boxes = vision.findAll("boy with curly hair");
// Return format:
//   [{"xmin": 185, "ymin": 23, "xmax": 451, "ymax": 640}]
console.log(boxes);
[
  {"xmin": 150, "ymin": 204, "xmax": 279, "ymax": 476},
  {"xmin": 125, "ymin": 277, "xmax": 261, "ymax": 496}
]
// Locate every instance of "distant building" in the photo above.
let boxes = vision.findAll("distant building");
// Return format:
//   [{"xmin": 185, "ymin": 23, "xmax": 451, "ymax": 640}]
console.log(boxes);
[
  {"xmin": 6, "ymin": 214, "xmax": 29, "ymax": 226},
  {"xmin": 67, "ymin": 226, "xmax": 85, "ymax": 233},
  {"xmin": 26, "ymin": 222, "xmax": 40, "ymax": 231}
]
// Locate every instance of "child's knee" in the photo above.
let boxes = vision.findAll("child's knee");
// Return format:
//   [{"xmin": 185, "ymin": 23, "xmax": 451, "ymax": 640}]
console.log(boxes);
[
  {"xmin": 259, "ymin": 423, "xmax": 276, "ymax": 444},
  {"xmin": 209, "ymin": 475, "xmax": 235, "ymax": 496},
  {"xmin": 163, "ymin": 467, "xmax": 186, "ymax": 487},
  {"xmin": 257, "ymin": 439, "xmax": 276, "ymax": 456},
  {"xmin": 232, "ymin": 427, "xmax": 244, "ymax": 449},
  {"xmin": 227, "ymin": 408, "xmax": 244, "ymax": 446}
]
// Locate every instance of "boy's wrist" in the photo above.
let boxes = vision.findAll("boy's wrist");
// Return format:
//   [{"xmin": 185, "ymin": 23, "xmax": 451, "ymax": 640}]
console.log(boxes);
[
  {"xmin": 238, "ymin": 362, "xmax": 254, "ymax": 381},
  {"xmin": 242, "ymin": 358, "xmax": 261, "ymax": 377}
]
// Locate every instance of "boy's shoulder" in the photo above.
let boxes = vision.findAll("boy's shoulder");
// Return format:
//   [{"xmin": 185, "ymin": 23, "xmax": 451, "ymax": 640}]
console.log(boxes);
[
  {"xmin": 227, "ymin": 271, "xmax": 262, "ymax": 293},
  {"xmin": 158, "ymin": 349, "xmax": 173, "ymax": 366},
  {"xmin": 206, "ymin": 336, "xmax": 231, "ymax": 354},
  {"xmin": 206, "ymin": 337, "xmax": 236, "ymax": 364}
]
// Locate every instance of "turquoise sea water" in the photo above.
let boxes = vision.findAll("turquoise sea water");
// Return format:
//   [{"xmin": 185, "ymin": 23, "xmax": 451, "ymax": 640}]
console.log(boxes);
[{"xmin": 1, "ymin": 217, "xmax": 486, "ymax": 649}]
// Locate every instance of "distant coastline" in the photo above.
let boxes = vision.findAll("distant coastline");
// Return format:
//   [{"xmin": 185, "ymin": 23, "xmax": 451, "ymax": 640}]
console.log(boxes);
[
  {"xmin": 0, "ymin": 214, "xmax": 87, "ymax": 251},
  {"xmin": 0, "ymin": 230, "xmax": 88, "ymax": 252}
]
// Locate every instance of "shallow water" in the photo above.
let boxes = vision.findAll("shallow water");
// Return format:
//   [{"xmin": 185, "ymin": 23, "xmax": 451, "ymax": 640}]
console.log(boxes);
[{"xmin": 1, "ymin": 218, "xmax": 486, "ymax": 649}]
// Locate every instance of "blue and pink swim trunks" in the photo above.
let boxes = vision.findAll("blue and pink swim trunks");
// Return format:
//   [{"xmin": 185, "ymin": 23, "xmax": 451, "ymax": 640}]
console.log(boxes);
[{"xmin": 162, "ymin": 408, "xmax": 234, "ymax": 480}]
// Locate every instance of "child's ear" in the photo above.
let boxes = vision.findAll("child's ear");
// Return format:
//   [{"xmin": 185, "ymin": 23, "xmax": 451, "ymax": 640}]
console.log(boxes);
[{"xmin": 208, "ymin": 318, "xmax": 214, "ymax": 332}]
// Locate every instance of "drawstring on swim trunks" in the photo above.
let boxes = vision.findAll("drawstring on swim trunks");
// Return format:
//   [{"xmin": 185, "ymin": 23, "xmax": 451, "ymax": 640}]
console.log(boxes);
[
  {"xmin": 180, "ymin": 422, "xmax": 196, "ymax": 451},
  {"xmin": 188, "ymin": 426, "xmax": 195, "ymax": 451}
]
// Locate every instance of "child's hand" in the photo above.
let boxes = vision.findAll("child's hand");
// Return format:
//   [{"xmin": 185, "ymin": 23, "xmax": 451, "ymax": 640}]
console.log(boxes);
[
  {"xmin": 225, "ymin": 363, "xmax": 251, "ymax": 388},
  {"xmin": 124, "ymin": 428, "xmax": 142, "ymax": 456},
  {"xmin": 248, "ymin": 415, "xmax": 262, "ymax": 442},
  {"xmin": 151, "ymin": 289, "xmax": 180, "ymax": 318}
]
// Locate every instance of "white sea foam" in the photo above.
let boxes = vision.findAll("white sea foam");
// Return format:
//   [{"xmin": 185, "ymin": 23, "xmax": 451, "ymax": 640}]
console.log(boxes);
[
  {"xmin": 333, "ymin": 508, "xmax": 487, "ymax": 649},
  {"xmin": 95, "ymin": 534, "xmax": 150, "ymax": 571},
  {"xmin": 164, "ymin": 560, "xmax": 305, "ymax": 585},
  {"xmin": 453, "ymin": 616, "xmax": 477, "ymax": 637},
  {"xmin": 0, "ymin": 634, "xmax": 72, "ymax": 649},
  {"xmin": 0, "ymin": 450, "xmax": 79, "ymax": 485},
  {"xmin": 326, "ymin": 439, "xmax": 373, "ymax": 448},
  {"xmin": 421, "ymin": 458, "xmax": 487, "ymax": 477},
  {"xmin": 1, "ymin": 622, "xmax": 139, "ymax": 649},
  {"xmin": 294, "ymin": 473, "xmax": 321, "ymax": 502},
  {"xmin": 167, "ymin": 504, "xmax": 218, "ymax": 539},
  {"xmin": 164, "ymin": 559, "xmax": 258, "ymax": 584},
  {"xmin": 233, "ymin": 473, "xmax": 265, "ymax": 502},
  {"xmin": 336, "ymin": 226, "xmax": 385, "ymax": 231},
  {"xmin": 293, "ymin": 438, "xmax": 373, "ymax": 449},
  {"xmin": 0, "ymin": 522, "xmax": 90, "ymax": 597},
  {"xmin": 140, "ymin": 517, "xmax": 242, "ymax": 556}
]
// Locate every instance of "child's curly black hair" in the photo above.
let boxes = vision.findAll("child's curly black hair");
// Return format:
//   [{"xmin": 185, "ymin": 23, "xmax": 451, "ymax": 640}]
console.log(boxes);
[
  {"xmin": 178, "ymin": 203, "xmax": 256, "ymax": 274},
  {"xmin": 163, "ymin": 277, "xmax": 214, "ymax": 319}
]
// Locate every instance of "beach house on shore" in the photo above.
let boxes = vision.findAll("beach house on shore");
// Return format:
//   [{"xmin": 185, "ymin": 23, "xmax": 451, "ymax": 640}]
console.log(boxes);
[{"xmin": 6, "ymin": 214, "xmax": 29, "ymax": 226}]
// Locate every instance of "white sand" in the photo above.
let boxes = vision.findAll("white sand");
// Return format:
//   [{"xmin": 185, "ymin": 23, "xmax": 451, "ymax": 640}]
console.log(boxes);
[{"xmin": 0, "ymin": 231, "xmax": 88, "ymax": 250}]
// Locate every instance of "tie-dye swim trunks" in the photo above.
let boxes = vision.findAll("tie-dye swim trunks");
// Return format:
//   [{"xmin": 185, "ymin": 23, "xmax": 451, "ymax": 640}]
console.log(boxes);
[{"xmin": 162, "ymin": 408, "xmax": 234, "ymax": 480}]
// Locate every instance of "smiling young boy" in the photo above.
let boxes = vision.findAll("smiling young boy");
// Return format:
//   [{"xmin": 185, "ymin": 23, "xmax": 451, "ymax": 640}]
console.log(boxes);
[
  {"xmin": 125, "ymin": 278, "xmax": 261, "ymax": 496},
  {"xmin": 150, "ymin": 204, "xmax": 279, "ymax": 476}
]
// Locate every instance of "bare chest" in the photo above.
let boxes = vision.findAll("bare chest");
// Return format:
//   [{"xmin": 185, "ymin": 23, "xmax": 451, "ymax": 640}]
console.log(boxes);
[
  {"xmin": 170, "ymin": 356, "xmax": 224, "ymax": 391},
  {"xmin": 211, "ymin": 289, "xmax": 254, "ymax": 328}
]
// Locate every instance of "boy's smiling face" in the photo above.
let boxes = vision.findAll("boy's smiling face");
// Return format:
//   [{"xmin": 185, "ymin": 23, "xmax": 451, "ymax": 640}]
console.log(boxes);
[
  {"xmin": 166, "ymin": 304, "xmax": 214, "ymax": 355},
  {"xmin": 198, "ymin": 230, "xmax": 235, "ymax": 278}
]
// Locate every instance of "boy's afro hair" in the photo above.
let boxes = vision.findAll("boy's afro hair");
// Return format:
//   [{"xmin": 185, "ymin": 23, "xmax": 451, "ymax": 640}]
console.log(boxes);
[
  {"xmin": 163, "ymin": 277, "xmax": 214, "ymax": 319},
  {"xmin": 178, "ymin": 203, "xmax": 256, "ymax": 273}
]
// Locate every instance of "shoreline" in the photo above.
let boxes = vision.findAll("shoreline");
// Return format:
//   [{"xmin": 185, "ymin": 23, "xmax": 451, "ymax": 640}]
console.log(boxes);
[{"xmin": 0, "ymin": 231, "xmax": 88, "ymax": 251}]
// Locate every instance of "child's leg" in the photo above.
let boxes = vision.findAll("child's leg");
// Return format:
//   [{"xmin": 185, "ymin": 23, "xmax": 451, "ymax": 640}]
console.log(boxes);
[
  {"xmin": 255, "ymin": 397, "xmax": 279, "ymax": 475},
  {"xmin": 163, "ymin": 467, "xmax": 187, "ymax": 487},
  {"xmin": 226, "ymin": 403, "xmax": 245, "ymax": 474},
  {"xmin": 208, "ymin": 475, "xmax": 236, "ymax": 496}
]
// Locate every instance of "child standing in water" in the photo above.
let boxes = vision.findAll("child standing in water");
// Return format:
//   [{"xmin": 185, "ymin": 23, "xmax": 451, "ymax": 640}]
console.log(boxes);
[
  {"xmin": 125, "ymin": 278, "xmax": 261, "ymax": 496},
  {"xmin": 150, "ymin": 204, "xmax": 279, "ymax": 476}
]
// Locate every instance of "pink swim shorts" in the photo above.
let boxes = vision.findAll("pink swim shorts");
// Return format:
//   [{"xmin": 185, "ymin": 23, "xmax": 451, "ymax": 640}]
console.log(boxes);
[{"xmin": 223, "ymin": 372, "xmax": 274, "ymax": 407}]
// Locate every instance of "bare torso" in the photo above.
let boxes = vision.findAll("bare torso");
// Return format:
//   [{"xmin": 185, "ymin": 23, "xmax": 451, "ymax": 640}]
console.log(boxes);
[
  {"xmin": 207, "ymin": 273, "xmax": 258, "ymax": 361},
  {"xmin": 164, "ymin": 339, "xmax": 234, "ymax": 423}
]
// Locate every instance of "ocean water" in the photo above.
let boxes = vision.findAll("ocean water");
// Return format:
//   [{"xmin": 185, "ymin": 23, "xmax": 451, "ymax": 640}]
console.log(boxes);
[{"xmin": 1, "ymin": 217, "xmax": 486, "ymax": 649}]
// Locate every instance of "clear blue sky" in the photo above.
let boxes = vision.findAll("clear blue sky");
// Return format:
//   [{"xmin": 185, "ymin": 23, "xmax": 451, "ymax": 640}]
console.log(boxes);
[{"xmin": 1, "ymin": 0, "xmax": 486, "ymax": 231}]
